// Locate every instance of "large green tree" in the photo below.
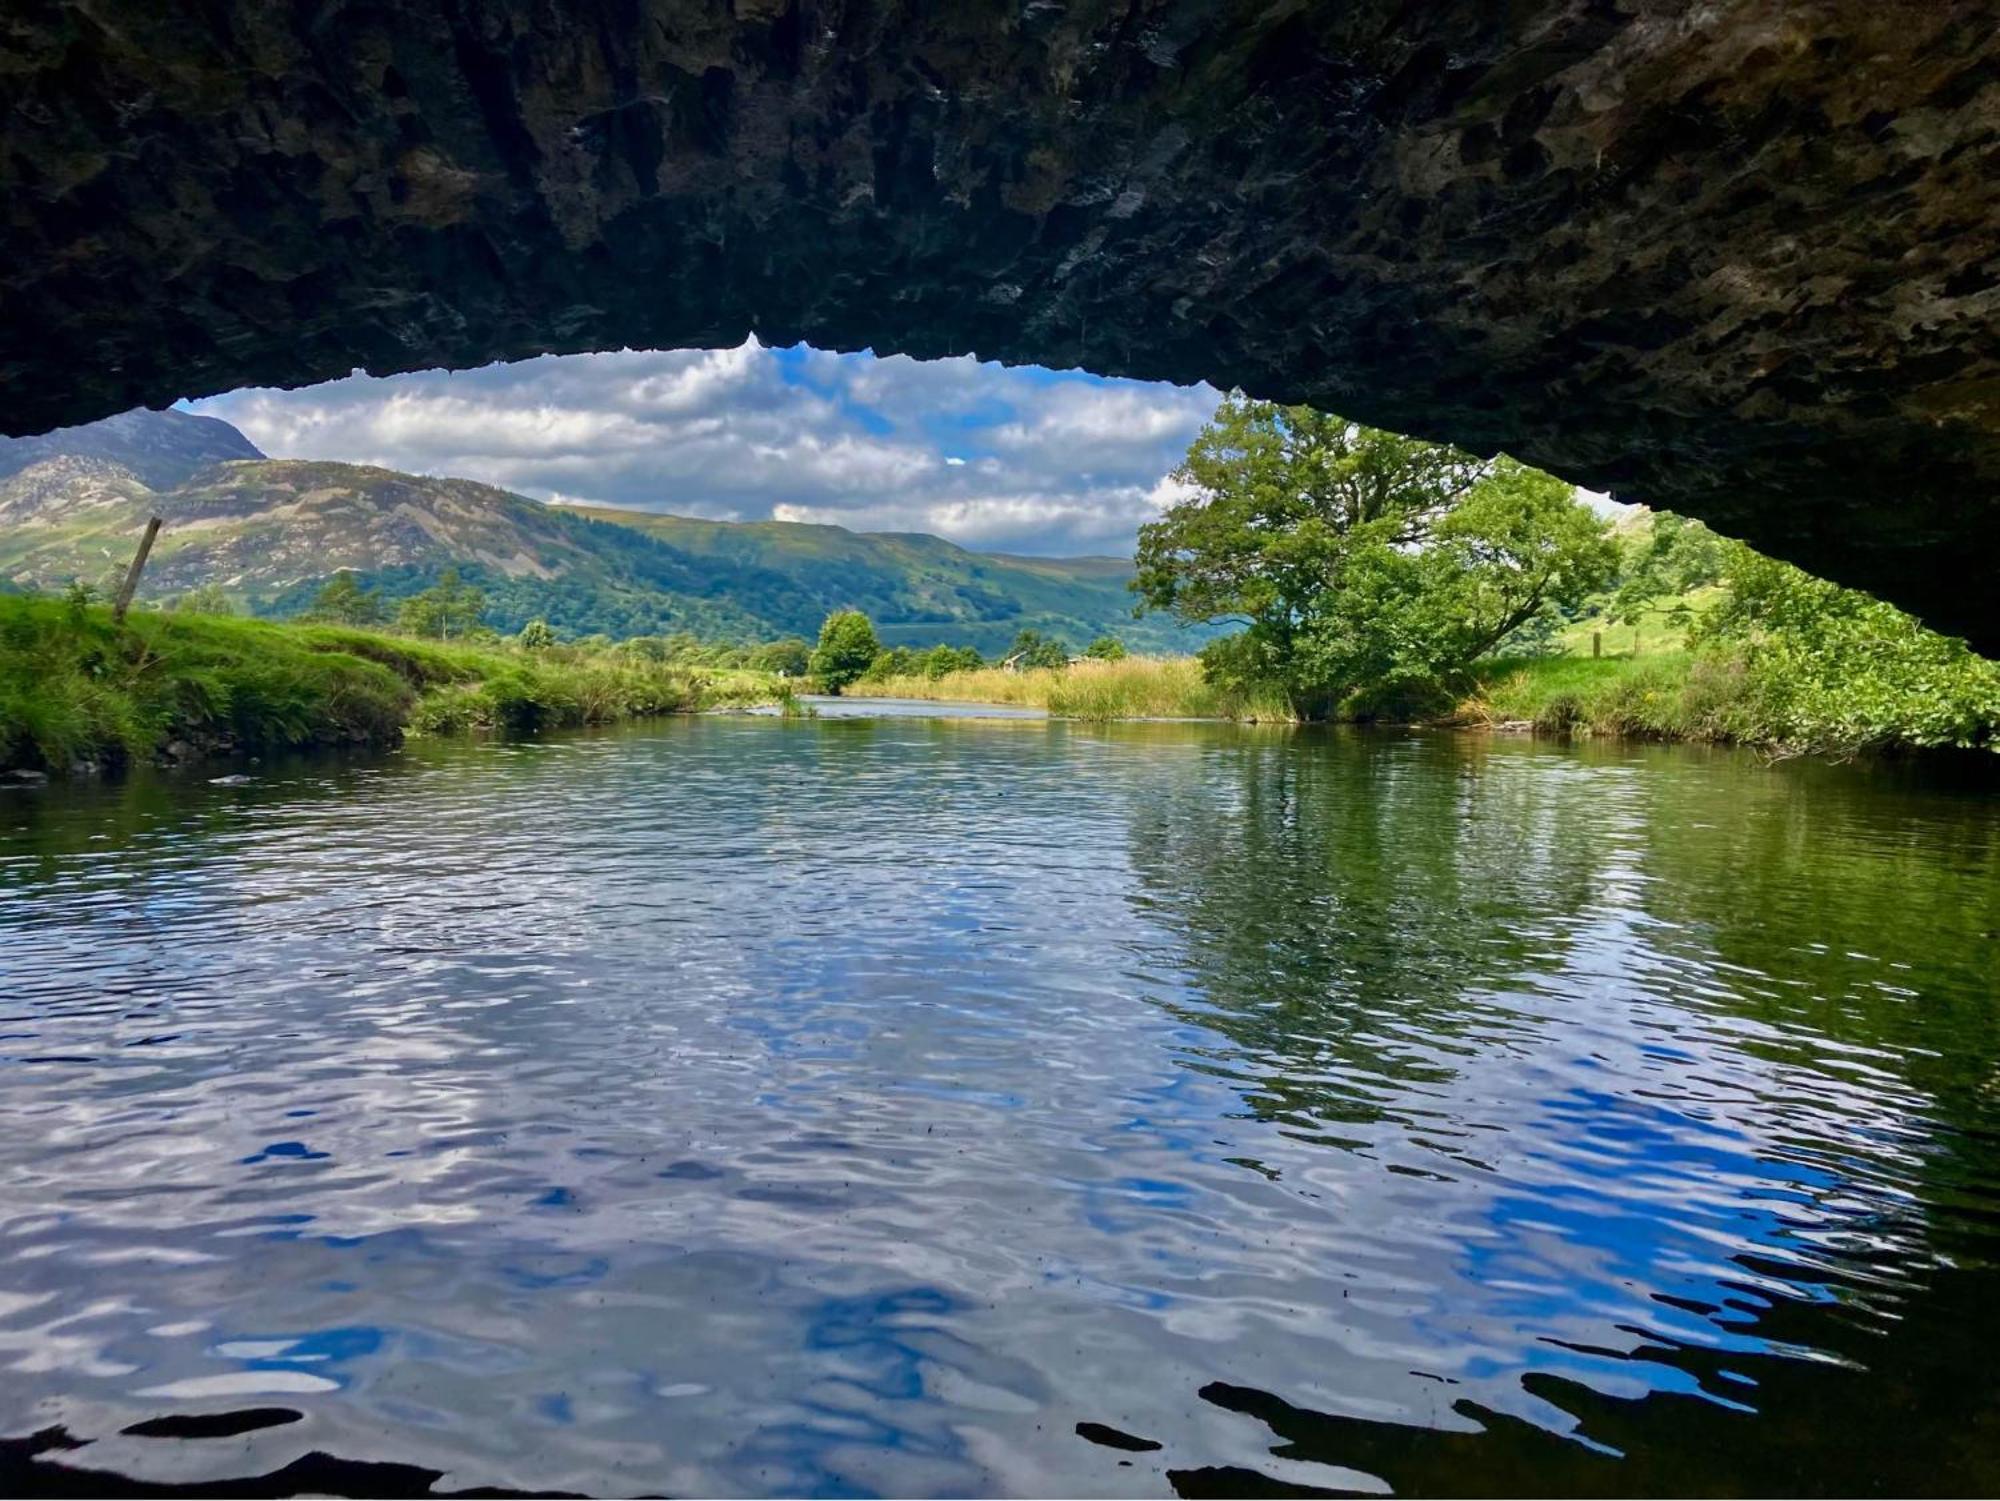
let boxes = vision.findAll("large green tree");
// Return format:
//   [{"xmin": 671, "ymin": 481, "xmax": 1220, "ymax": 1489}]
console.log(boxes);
[
  {"xmin": 810, "ymin": 609, "xmax": 881, "ymax": 693},
  {"xmin": 1135, "ymin": 398, "xmax": 1615, "ymax": 718}
]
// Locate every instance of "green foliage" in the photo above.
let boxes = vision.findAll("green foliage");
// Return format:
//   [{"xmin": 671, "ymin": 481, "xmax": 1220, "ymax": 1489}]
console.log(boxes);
[
  {"xmin": 165, "ymin": 583, "xmax": 237, "ymax": 616},
  {"xmin": 302, "ymin": 571, "xmax": 386, "ymax": 626},
  {"xmin": 751, "ymin": 637, "xmax": 812, "ymax": 676},
  {"xmin": 516, "ymin": 618, "xmax": 557, "ymax": 650},
  {"xmin": 1137, "ymin": 398, "xmax": 1615, "ymax": 719},
  {"xmin": 810, "ymin": 609, "xmax": 882, "ymax": 693},
  {"xmin": 1007, "ymin": 629, "xmax": 1070, "ymax": 670},
  {"xmin": 1692, "ymin": 543, "xmax": 2000, "ymax": 754},
  {"xmin": 1607, "ymin": 512, "xmax": 1726, "ymax": 629},
  {"xmin": 921, "ymin": 643, "xmax": 984, "ymax": 679},
  {"xmin": 859, "ymin": 645, "xmax": 924, "ymax": 683},
  {"xmin": 1084, "ymin": 635, "xmax": 1128, "ymax": 661},
  {"xmin": 395, "ymin": 568, "xmax": 487, "ymax": 640},
  {"xmin": 1462, "ymin": 540, "xmax": 2000, "ymax": 757}
]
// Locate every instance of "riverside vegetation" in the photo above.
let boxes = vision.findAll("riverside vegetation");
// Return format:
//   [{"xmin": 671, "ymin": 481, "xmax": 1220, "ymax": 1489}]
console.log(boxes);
[
  {"xmin": 0, "ymin": 588, "xmax": 781, "ymax": 776},
  {"xmin": 8, "ymin": 400, "xmax": 1998, "ymax": 773},
  {"xmin": 854, "ymin": 400, "xmax": 2000, "ymax": 758}
]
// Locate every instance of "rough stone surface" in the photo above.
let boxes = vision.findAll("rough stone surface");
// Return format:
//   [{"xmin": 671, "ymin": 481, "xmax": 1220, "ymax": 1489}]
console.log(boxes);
[{"xmin": 1, "ymin": 1, "xmax": 1996, "ymax": 643}]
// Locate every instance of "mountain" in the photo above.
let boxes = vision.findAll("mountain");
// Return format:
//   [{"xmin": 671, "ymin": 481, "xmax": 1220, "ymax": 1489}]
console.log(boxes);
[
  {"xmin": 0, "ymin": 408, "xmax": 264, "ymax": 490},
  {"xmin": 0, "ymin": 410, "xmax": 1203, "ymax": 655}
]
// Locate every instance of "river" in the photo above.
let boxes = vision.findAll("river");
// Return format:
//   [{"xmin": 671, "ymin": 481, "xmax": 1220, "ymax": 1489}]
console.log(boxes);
[{"xmin": 1, "ymin": 714, "xmax": 1997, "ymax": 1496}]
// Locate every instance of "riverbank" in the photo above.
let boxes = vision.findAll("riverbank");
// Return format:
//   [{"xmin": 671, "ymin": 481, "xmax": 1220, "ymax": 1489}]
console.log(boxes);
[
  {"xmin": 0, "ymin": 598, "xmax": 779, "ymax": 776},
  {"xmin": 849, "ymin": 648, "xmax": 2000, "ymax": 758},
  {"xmin": 847, "ymin": 656, "xmax": 1293, "ymax": 721}
]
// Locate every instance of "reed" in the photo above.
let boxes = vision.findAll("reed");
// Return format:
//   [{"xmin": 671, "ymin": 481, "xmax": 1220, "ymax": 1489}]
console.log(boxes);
[{"xmin": 849, "ymin": 656, "xmax": 1293, "ymax": 721}]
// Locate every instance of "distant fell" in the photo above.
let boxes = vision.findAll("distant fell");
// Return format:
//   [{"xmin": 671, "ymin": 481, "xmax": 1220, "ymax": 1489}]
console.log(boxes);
[
  {"xmin": 0, "ymin": 409, "xmax": 1203, "ymax": 654},
  {"xmin": 0, "ymin": 408, "xmax": 264, "ymax": 490}
]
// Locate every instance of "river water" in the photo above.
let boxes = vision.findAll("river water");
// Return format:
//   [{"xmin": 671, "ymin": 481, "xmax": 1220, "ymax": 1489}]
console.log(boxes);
[{"xmin": 1, "ymin": 714, "xmax": 1997, "ymax": 1497}]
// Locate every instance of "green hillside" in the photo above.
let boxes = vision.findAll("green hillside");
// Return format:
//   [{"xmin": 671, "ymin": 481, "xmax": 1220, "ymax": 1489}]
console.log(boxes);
[{"xmin": 0, "ymin": 412, "xmax": 1208, "ymax": 655}]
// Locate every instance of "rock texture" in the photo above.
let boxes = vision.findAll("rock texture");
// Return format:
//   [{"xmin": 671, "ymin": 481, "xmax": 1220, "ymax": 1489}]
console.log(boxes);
[{"xmin": 1, "ymin": 2, "xmax": 1996, "ymax": 643}]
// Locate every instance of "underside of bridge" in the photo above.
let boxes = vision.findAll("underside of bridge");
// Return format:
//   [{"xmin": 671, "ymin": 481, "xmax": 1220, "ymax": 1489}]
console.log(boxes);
[{"xmin": 2, "ymin": 1, "xmax": 1996, "ymax": 645}]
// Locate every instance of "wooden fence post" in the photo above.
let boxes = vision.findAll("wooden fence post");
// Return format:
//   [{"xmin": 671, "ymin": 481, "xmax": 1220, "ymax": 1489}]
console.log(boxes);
[
  {"xmin": 112, "ymin": 515, "xmax": 163, "ymax": 624},
  {"xmin": 1592, "ymin": 631, "xmax": 1601, "ymax": 659}
]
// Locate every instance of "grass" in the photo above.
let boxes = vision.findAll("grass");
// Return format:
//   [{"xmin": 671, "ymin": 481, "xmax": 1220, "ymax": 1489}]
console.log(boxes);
[
  {"xmin": 0, "ymin": 597, "xmax": 781, "ymax": 775},
  {"xmin": 847, "ymin": 656, "xmax": 1294, "ymax": 721},
  {"xmin": 1548, "ymin": 587, "xmax": 1722, "ymax": 659},
  {"xmin": 1451, "ymin": 652, "xmax": 1753, "ymax": 742}
]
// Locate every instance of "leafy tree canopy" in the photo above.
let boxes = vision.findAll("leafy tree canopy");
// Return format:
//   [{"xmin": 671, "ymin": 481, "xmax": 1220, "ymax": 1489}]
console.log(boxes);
[
  {"xmin": 1084, "ymin": 635, "xmax": 1128, "ymax": 661},
  {"xmin": 922, "ymin": 643, "xmax": 984, "ymax": 678},
  {"xmin": 1136, "ymin": 397, "xmax": 1616, "ymax": 718},
  {"xmin": 810, "ymin": 609, "xmax": 881, "ymax": 693},
  {"xmin": 1607, "ymin": 511, "xmax": 1727, "ymax": 628},
  {"xmin": 166, "ymin": 583, "xmax": 235, "ymax": 616},
  {"xmin": 752, "ymin": 637, "xmax": 812, "ymax": 677}
]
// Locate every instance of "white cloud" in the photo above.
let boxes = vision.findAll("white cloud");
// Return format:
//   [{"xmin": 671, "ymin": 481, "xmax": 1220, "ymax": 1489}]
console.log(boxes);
[{"xmin": 185, "ymin": 340, "xmax": 1223, "ymax": 556}]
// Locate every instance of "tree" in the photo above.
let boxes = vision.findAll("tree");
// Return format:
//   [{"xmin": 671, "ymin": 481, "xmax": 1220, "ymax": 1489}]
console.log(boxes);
[
  {"xmin": 303, "ymin": 571, "xmax": 385, "ymax": 626},
  {"xmin": 1138, "ymin": 399, "xmax": 1614, "ymax": 718},
  {"xmin": 860, "ymin": 645, "xmax": 923, "ymax": 682},
  {"xmin": 1607, "ymin": 510, "xmax": 1727, "ymax": 629},
  {"xmin": 396, "ymin": 568, "xmax": 487, "ymax": 641},
  {"xmin": 517, "ymin": 618, "xmax": 556, "ymax": 649},
  {"xmin": 1083, "ymin": 635, "xmax": 1128, "ymax": 661},
  {"xmin": 167, "ymin": 583, "xmax": 235, "ymax": 616},
  {"xmin": 1007, "ymin": 629, "xmax": 1070, "ymax": 670},
  {"xmin": 752, "ymin": 637, "xmax": 812, "ymax": 677},
  {"xmin": 810, "ymin": 609, "xmax": 881, "ymax": 693},
  {"xmin": 922, "ymin": 644, "xmax": 983, "ymax": 678}
]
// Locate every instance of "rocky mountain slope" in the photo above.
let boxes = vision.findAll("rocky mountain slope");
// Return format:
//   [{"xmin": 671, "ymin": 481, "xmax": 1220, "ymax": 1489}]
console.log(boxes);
[
  {"xmin": 0, "ymin": 408, "xmax": 263, "ymax": 490},
  {"xmin": 0, "ymin": 410, "xmax": 1197, "ymax": 654}
]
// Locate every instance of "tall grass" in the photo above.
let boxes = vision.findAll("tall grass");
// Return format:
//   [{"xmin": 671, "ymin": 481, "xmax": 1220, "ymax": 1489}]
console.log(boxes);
[
  {"xmin": 0, "ymin": 597, "xmax": 778, "ymax": 774},
  {"xmin": 1457, "ymin": 651, "xmax": 1770, "ymax": 745},
  {"xmin": 848, "ymin": 656, "xmax": 1293, "ymax": 721}
]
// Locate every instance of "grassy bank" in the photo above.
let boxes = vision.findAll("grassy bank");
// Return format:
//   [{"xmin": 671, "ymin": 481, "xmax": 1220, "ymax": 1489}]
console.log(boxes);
[
  {"xmin": 847, "ymin": 644, "xmax": 1997, "ymax": 758},
  {"xmin": 1459, "ymin": 646, "xmax": 2000, "ymax": 757},
  {"xmin": 1454, "ymin": 653, "xmax": 1740, "ymax": 740},
  {"xmin": 848, "ymin": 656, "xmax": 1293, "ymax": 721},
  {"xmin": 0, "ymin": 597, "xmax": 778, "ymax": 775}
]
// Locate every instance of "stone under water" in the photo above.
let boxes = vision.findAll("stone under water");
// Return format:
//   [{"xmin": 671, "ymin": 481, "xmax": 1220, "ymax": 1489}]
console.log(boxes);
[{"xmin": 1, "ymin": 1, "xmax": 1995, "ymax": 644}]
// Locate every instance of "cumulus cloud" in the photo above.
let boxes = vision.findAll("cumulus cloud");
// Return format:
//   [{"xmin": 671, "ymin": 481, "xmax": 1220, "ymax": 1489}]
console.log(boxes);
[{"xmin": 186, "ymin": 341, "xmax": 1223, "ymax": 557}]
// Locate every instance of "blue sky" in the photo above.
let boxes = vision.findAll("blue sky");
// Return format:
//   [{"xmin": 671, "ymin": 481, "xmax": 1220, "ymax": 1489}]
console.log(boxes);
[{"xmin": 187, "ymin": 342, "xmax": 1224, "ymax": 557}]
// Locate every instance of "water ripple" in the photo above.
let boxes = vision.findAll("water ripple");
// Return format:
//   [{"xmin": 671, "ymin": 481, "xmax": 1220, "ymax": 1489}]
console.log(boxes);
[{"xmin": 1, "ymin": 720, "xmax": 1997, "ymax": 1495}]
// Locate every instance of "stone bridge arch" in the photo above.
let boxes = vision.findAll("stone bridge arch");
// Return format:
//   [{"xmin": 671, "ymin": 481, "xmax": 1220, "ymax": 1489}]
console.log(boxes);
[{"xmin": 3, "ymin": 1, "xmax": 1996, "ymax": 645}]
